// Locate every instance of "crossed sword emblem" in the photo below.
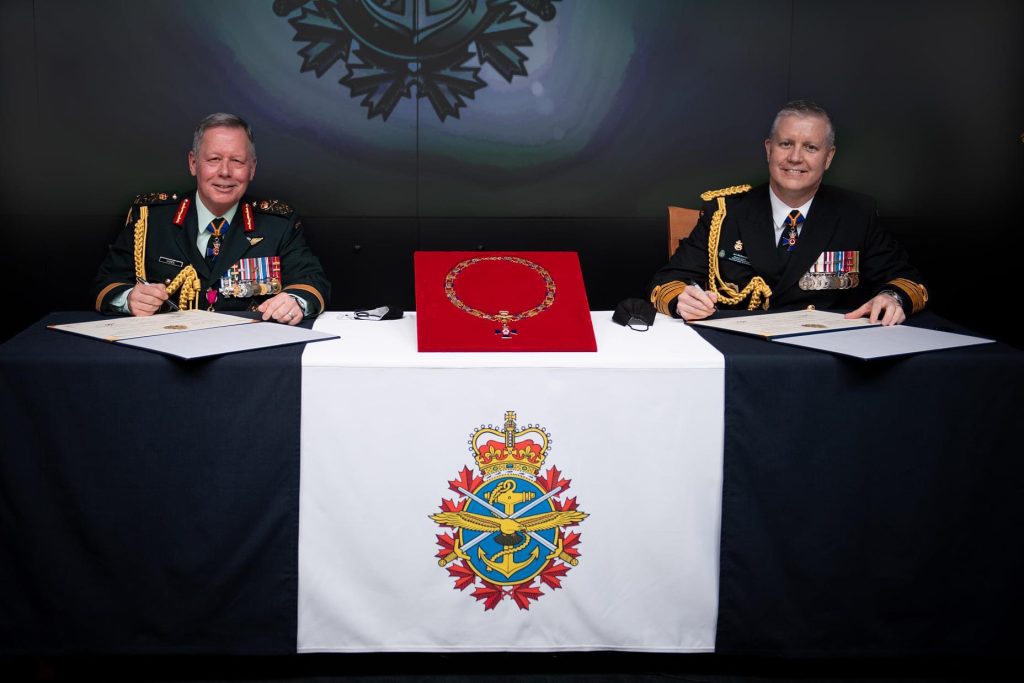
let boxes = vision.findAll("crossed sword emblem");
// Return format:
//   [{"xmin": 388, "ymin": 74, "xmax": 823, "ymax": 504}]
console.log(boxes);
[{"xmin": 433, "ymin": 485, "xmax": 586, "ymax": 569}]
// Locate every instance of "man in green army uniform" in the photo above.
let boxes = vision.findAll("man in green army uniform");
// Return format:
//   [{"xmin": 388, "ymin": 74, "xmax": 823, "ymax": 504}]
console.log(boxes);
[{"xmin": 93, "ymin": 112, "xmax": 329, "ymax": 324}]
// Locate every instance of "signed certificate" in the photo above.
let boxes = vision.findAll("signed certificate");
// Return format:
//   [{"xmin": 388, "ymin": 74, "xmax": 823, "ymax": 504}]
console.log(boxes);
[
  {"xmin": 689, "ymin": 309, "xmax": 877, "ymax": 339},
  {"xmin": 49, "ymin": 310, "xmax": 255, "ymax": 342},
  {"xmin": 50, "ymin": 310, "xmax": 338, "ymax": 360}
]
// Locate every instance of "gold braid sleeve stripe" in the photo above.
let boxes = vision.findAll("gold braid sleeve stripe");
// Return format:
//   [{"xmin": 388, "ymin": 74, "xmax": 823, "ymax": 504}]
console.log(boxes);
[
  {"xmin": 702, "ymin": 185, "xmax": 773, "ymax": 311},
  {"xmin": 886, "ymin": 278, "xmax": 929, "ymax": 313},
  {"xmin": 95, "ymin": 282, "xmax": 131, "ymax": 312},
  {"xmin": 133, "ymin": 206, "xmax": 148, "ymax": 280},
  {"xmin": 165, "ymin": 265, "xmax": 201, "ymax": 310},
  {"xmin": 651, "ymin": 281, "xmax": 688, "ymax": 316},
  {"xmin": 284, "ymin": 284, "xmax": 325, "ymax": 313}
]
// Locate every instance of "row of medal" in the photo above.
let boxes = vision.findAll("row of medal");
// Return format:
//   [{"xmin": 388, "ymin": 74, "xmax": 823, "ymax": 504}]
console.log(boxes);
[
  {"xmin": 799, "ymin": 250, "xmax": 861, "ymax": 291},
  {"xmin": 811, "ymin": 250, "xmax": 859, "ymax": 274},
  {"xmin": 219, "ymin": 256, "xmax": 283, "ymax": 298}
]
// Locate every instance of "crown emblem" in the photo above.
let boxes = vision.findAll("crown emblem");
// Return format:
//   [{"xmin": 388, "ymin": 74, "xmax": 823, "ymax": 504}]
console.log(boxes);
[{"xmin": 471, "ymin": 411, "xmax": 549, "ymax": 480}]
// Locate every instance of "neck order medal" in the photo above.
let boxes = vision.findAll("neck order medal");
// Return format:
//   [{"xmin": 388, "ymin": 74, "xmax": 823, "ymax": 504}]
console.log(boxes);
[{"xmin": 444, "ymin": 256, "xmax": 557, "ymax": 339}]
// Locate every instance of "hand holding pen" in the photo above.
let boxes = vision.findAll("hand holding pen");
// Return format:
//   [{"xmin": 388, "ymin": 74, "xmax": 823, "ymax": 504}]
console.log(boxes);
[
  {"xmin": 675, "ymin": 280, "xmax": 718, "ymax": 321},
  {"xmin": 127, "ymin": 277, "xmax": 176, "ymax": 316}
]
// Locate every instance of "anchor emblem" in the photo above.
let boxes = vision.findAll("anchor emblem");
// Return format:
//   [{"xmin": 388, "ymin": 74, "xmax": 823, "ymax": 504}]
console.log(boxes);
[{"xmin": 478, "ymin": 480, "xmax": 539, "ymax": 577}]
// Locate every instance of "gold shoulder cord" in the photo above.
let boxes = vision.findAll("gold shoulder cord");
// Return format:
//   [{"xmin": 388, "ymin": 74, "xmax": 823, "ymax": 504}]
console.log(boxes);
[
  {"xmin": 702, "ymin": 184, "xmax": 773, "ymax": 311},
  {"xmin": 132, "ymin": 206, "xmax": 148, "ymax": 280},
  {"xmin": 132, "ymin": 206, "xmax": 200, "ymax": 310}
]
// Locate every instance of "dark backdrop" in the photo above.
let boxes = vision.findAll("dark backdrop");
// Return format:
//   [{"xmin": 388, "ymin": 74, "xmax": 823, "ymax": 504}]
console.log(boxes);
[{"xmin": 1, "ymin": 0, "xmax": 1021, "ymax": 345}]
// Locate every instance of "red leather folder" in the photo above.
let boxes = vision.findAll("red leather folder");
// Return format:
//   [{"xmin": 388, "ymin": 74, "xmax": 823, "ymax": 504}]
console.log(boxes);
[{"xmin": 414, "ymin": 251, "xmax": 597, "ymax": 352}]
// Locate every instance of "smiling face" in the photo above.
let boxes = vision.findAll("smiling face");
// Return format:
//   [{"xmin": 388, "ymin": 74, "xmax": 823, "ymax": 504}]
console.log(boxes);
[
  {"xmin": 764, "ymin": 114, "xmax": 836, "ymax": 207},
  {"xmin": 188, "ymin": 126, "xmax": 256, "ymax": 216}
]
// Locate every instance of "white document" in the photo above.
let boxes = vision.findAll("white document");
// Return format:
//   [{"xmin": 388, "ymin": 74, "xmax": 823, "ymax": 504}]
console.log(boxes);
[
  {"xmin": 50, "ymin": 310, "xmax": 338, "ymax": 359},
  {"xmin": 49, "ymin": 309, "xmax": 255, "ymax": 341},
  {"xmin": 772, "ymin": 324, "xmax": 994, "ymax": 359},
  {"xmin": 119, "ymin": 321, "xmax": 338, "ymax": 360},
  {"xmin": 690, "ymin": 309, "xmax": 877, "ymax": 338}
]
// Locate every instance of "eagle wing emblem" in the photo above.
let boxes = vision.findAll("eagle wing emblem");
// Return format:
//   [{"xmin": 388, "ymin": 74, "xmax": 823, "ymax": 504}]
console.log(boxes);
[{"xmin": 430, "ymin": 510, "xmax": 587, "ymax": 535}]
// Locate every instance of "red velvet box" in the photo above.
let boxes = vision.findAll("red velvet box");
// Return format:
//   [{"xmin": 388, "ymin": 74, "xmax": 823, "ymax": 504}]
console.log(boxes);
[{"xmin": 414, "ymin": 251, "xmax": 597, "ymax": 352}]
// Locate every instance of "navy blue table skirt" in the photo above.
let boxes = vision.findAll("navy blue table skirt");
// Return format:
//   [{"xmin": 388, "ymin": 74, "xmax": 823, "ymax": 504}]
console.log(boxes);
[{"xmin": 2, "ymin": 311, "xmax": 1021, "ymax": 655}]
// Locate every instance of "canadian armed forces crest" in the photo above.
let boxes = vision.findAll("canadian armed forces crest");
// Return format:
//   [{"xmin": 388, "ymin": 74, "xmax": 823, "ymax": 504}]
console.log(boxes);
[
  {"xmin": 274, "ymin": 0, "xmax": 559, "ymax": 121},
  {"xmin": 430, "ymin": 411, "xmax": 587, "ymax": 610}
]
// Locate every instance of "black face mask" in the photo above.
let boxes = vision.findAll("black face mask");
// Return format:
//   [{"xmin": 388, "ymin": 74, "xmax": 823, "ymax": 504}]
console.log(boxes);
[{"xmin": 612, "ymin": 298, "xmax": 656, "ymax": 331}]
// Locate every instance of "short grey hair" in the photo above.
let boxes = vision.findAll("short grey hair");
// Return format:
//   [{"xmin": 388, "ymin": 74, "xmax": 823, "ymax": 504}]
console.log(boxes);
[
  {"xmin": 769, "ymin": 100, "xmax": 835, "ymax": 148},
  {"xmin": 192, "ymin": 112, "xmax": 256, "ymax": 159}
]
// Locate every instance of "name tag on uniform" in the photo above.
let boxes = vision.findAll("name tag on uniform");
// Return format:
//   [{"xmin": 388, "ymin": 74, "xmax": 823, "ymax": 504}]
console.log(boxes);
[
  {"xmin": 220, "ymin": 256, "xmax": 282, "ymax": 298},
  {"xmin": 800, "ymin": 250, "xmax": 860, "ymax": 290},
  {"xmin": 158, "ymin": 256, "xmax": 184, "ymax": 268},
  {"xmin": 720, "ymin": 244, "xmax": 751, "ymax": 266}
]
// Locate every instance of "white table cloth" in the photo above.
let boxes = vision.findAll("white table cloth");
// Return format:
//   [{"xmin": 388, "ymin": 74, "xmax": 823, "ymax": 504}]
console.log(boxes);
[{"xmin": 298, "ymin": 313, "xmax": 725, "ymax": 652}]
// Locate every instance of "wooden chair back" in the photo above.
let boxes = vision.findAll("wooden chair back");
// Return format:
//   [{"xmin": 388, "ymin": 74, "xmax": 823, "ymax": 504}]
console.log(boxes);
[{"xmin": 667, "ymin": 206, "xmax": 701, "ymax": 257}]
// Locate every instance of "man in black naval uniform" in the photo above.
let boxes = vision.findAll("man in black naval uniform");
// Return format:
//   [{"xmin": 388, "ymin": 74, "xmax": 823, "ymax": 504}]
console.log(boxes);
[
  {"xmin": 93, "ymin": 112, "xmax": 329, "ymax": 324},
  {"xmin": 650, "ymin": 100, "xmax": 927, "ymax": 326}
]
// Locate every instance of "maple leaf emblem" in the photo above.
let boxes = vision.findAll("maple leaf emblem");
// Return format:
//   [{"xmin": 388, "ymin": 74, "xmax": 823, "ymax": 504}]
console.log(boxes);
[
  {"xmin": 510, "ymin": 582, "xmax": 544, "ymax": 610},
  {"xmin": 447, "ymin": 561, "xmax": 477, "ymax": 591},
  {"xmin": 537, "ymin": 465, "xmax": 571, "ymax": 494},
  {"xmin": 539, "ymin": 562, "xmax": 570, "ymax": 590},
  {"xmin": 439, "ymin": 497, "xmax": 467, "ymax": 513},
  {"xmin": 472, "ymin": 581, "xmax": 506, "ymax": 611},
  {"xmin": 448, "ymin": 466, "xmax": 483, "ymax": 496},
  {"xmin": 435, "ymin": 532, "xmax": 456, "ymax": 559},
  {"xmin": 275, "ymin": 0, "xmax": 561, "ymax": 122},
  {"xmin": 554, "ymin": 496, "xmax": 579, "ymax": 513}
]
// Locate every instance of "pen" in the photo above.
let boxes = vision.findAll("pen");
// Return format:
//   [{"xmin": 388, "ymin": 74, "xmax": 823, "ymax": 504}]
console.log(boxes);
[
  {"xmin": 690, "ymin": 280, "xmax": 717, "ymax": 311},
  {"xmin": 135, "ymin": 277, "xmax": 179, "ymax": 311}
]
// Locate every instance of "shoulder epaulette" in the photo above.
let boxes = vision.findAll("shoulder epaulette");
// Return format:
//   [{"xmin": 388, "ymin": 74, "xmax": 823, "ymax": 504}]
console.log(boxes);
[
  {"xmin": 700, "ymin": 184, "xmax": 751, "ymax": 202},
  {"xmin": 251, "ymin": 198, "xmax": 294, "ymax": 216},
  {"xmin": 132, "ymin": 192, "xmax": 180, "ymax": 206}
]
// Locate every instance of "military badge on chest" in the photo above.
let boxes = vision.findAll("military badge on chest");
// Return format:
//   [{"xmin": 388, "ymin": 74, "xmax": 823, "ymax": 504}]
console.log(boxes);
[{"xmin": 800, "ymin": 251, "xmax": 860, "ymax": 290}]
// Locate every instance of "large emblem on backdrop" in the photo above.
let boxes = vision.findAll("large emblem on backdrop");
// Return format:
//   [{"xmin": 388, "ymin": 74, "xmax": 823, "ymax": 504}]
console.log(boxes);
[
  {"xmin": 430, "ymin": 411, "xmax": 587, "ymax": 610},
  {"xmin": 273, "ymin": 0, "xmax": 559, "ymax": 121}
]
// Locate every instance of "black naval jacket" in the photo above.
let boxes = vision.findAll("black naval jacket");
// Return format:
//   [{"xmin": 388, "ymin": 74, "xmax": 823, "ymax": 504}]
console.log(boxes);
[
  {"xmin": 93, "ymin": 192, "xmax": 330, "ymax": 316},
  {"xmin": 650, "ymin": 184, "xmax": 928, "ymax": 317}
]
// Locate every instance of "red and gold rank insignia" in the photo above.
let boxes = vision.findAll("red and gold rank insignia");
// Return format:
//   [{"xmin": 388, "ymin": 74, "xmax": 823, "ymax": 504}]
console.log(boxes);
[{"xmin": 430, "ymin": 411, "xmax": 587, "ymax": 611}]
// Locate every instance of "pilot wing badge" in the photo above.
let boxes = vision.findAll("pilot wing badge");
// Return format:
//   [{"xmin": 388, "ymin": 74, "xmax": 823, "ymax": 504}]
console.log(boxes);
[{"xmin": 430, "ymin": 411, "xmax": 587, "ymax": 611}]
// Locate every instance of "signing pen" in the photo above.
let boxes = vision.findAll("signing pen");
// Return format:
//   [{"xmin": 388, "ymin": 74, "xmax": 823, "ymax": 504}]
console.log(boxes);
[
  {"xmin": 690, "ymin": 280, "xmax": 717, "ymax": 310},
  {"xmin": 135, "ymin": 276, "xmax": 179, "ymax": 311}
]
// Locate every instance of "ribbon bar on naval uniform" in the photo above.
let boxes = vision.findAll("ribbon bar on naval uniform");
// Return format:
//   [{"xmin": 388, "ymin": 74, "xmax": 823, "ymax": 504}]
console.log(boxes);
[
  {"xmin": 799, "ymin": 250, "xmax": 861, "ymax": 291},
  {"xmin": 220, "ymin": 256, "xmax": 283, "ymax": 298}
]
